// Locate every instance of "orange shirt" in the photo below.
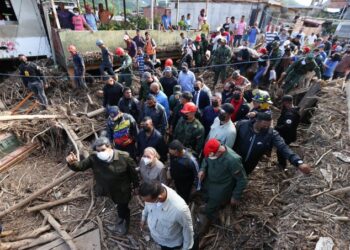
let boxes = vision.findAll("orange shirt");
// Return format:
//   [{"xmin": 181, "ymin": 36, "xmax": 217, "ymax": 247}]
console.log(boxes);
[{"xmin": 99, "ymin": 10, "xmax": 111, "ymax": 24}]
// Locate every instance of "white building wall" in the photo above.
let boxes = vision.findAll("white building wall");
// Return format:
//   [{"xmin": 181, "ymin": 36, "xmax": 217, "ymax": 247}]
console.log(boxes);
[
  {"xmin": 0, "ymin": 0, "xmax": 51, "ymax": 59},
  {"xmin": 170, "ymin": 2, "xmax": 264, "ymax": 31}
]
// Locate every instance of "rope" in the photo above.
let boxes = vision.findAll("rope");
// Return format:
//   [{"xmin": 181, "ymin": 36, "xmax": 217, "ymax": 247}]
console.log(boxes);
[{"xmin": 1, "ymin": 55, "xmax": 305, "ymax": 79}]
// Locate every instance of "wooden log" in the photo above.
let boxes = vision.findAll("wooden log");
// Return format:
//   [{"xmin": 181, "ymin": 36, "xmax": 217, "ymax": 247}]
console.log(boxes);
[
  {"xmin": 27, "ymin": 195, "xmax": 86, "ymax": 213},
  {"xmin": 8, "ymin": 225, "xmax": 51, "ymax": 241},
  {"xmin": 36, "ymin": 222, "xmax": 96, "ymax": 250},
  {"xmin": 0, "ymin": 115, "xmax": 65, "ymax": 121},
  {"xmin": 328, "ymin": 186, "xmax": 350, "ymax": 196},
  {"xmin": 0, "ymin": 232, "xmax": 59, "ymax": 250},
  {"xmin": 297, "ymin": 82, "xmax": 321, "ymax": 121},
  {"xmin": 40, "ymin": 210, "xmax": 78, "ymax": 250},
  {"xmin": 86, "ymin": 107, "xmax": 105, "ymax": 118},
  {"xmin": 0, "ymin": 143, "xmax": 39, "ymax": 173},
  {"xmin": 0, "ymin": 171, "xmax": 76, "ymax": 219}
]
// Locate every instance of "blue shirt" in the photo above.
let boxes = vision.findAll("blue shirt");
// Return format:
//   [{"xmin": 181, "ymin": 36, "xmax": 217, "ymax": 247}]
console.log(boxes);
[
  {"xmin": 154, "ymin": 91, "xmax": 170, "ymax": 118},
  {"xmin": 323, "ymin": 59, "xmax": 338, "ymax": 77},
  {"xmin": 84, "ymin": 13, "xmax": 98, "ymax": 30},
  {"xmin": 248, "ymin": 27, "xmax": 258, "ymax": 43},
  {"xmin": 136, "ymin": 54, "xmax": 145, "ymax": 74},
  {"xmin": 320, "ymin": 51, "xmax": 327, "ymax": 62},
  {"xmin": 161, "ymin": 15, "xmax": 171, "ymax": 30},
  {"xmin": 101, "ymin": 47, "xmax": 112, "ymax": 65},
  {"xmin": 178, "ymin": 70, "xmax": 196, "ymax": 92},
  {"xmin": 72, "ymin": 53, "xmax": 85, "ymax": 73}
]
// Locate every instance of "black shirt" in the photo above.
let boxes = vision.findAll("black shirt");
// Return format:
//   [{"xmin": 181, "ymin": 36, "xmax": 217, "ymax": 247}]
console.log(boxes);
[
  {"xmin": 159, "ymin": 76, "xmax": 178, "ymax": 97},
  {"xmin": 103, "ymin": 83, "xmax": 124, "ymax": 107}
]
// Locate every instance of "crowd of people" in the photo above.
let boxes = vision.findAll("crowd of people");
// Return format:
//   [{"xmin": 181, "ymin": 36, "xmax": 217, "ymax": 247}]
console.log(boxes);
[{"xmin": 17, "ymin": 10, "xmax": 350, "ymax": 250}]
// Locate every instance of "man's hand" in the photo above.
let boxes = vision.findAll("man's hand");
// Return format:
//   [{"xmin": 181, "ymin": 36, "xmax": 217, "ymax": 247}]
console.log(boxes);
[
  {"xmin": 198, "ymin": 171, "xmax": 205, "ymax": 181},
  {"xmin": 246, "ymin": 112, "xmax": 256, "ymax": 118},
  {"xmin": 298, "ymin": 163, "xmax": 311, "ymax": 174},
  {"xmin": 66, "ymin": 152, "xmax": 78, "ymax": 164},
  {"xmin": 230, "ymin": 198, "xmax": 240, "ymax": 207},
  {"xmin": 115, "ymin": 68, "xmax": 121, "ymax": 73}
]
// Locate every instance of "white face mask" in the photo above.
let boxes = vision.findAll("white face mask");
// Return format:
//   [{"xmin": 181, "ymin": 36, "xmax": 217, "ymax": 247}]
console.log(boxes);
[
  {"xmin": 142, "ymin": 157, "xmax": 152, "ymax": 165},
  {"xmin": 74, "ymin": 12, "xmax": 79, "ymax": 16},
  {"xmin": 97, "ymin": 150, "xmax": 113, "ymax": 162},
  {"xmin": 208, "ymin": 156, "xmax": 218, "ymax": 160}
]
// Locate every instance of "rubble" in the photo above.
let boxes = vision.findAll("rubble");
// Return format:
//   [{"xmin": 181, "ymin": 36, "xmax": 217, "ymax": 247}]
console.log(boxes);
[{"xmin": 0, "ymin": 61, "xmax": 349, "ymax": 249}]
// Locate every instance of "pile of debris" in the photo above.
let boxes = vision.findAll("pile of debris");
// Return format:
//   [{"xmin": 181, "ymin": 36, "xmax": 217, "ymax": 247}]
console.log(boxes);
[{"xmin": 0, "ymin": 60, "xmax": 349, "ymax": 249}]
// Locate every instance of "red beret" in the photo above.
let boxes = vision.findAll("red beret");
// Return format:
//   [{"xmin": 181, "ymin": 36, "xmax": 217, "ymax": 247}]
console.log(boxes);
[{"xmin": 203, "ymin": 138, "xmax": 220, "ymax": 158}]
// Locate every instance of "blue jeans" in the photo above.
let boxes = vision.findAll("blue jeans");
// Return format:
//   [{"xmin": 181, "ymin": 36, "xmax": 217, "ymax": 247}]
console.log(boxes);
[
  {"xmin": 28, "ymin": 80, "xmax": 48, "ymax": 107},
  {"xmin": 233, "ymin": 35, "xmax": 242, "ymax": 47},
  {"xmin": 74, "ymin": 70, "xmax": 87, "ymax": 89},
  {"xmin": 99, "ymin": 63, "xmax": 115, "ymax": 77},
  {"xmin": 253, "ymin": 66, "xmax": 266, "ymax": 87}
]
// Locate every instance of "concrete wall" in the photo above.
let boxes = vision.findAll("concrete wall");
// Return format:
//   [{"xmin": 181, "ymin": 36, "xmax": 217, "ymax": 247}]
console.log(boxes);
[
  {"xmin": 169, "ymin": 2, "xmax": 266, "ymax": 30},
  {"xmin": 0, "ymin": 0, "xmax": 51, "ymax": 59}
]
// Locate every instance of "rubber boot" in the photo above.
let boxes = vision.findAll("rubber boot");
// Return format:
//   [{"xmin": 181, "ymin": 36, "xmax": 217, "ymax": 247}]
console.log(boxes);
[
  {"xmin": 115, "ymin": 217, "xmax": 128, "ymax": 235},
  {"xmin": 197, "ymin": 213, "xmax": 211, "ymax": 237}
]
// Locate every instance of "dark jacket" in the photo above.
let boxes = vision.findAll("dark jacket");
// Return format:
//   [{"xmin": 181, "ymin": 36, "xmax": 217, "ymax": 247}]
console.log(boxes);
[
  {"xmin": 106, "ymin": 113, "xmax": 138, "ymax": 148},
  {"xmin": 160, "ymin": 76, "xmax": 178, "ymax": 97},
  {"xmin": 192, "ymin": 90, "xmax": 211, "ymax": 111},
  {"xmin": 225, "ymin": 97, "xmax": 250, "ymax": 122},
  {"xmin": 19, "ymin": 62, "xmax": 44, "ymax": 87},
  {"xmin": 201, "ymin": 106, "xmax": 219, "ymax": 136},
  {"xmin": 170, "ymin": 150, "xmax": 198, "ymax": 186},
  {"xmin": 103, "ymin": 83, "xmax": 124, "ymax": 107},
  {"xmin": 233, "ymin": 120, "xmax": 302, "ymax": 175},
  {"xmin": 275, "ymin": 107, "xmax": 300, "ymax": 144},
  {"xmin": 136, "ymin": 128, "xmax": 168, "ymax": 162},
  {"xmin": 68, "ymin": 150, "xmax": 139, "ymax": 203},
  {"xmin": 133, "ymin": 35, "xmax": 146, "ymax": 48},
  {"xmin": 118, "ymin": 97, "xmax": 140, "ymax": 122},
  {"xmin": 141, "ymin": 104, "xmax": 168, "ymax": 135}
]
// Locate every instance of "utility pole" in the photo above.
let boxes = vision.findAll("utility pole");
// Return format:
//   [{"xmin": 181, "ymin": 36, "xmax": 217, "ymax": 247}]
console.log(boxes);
[
  {"xmin": 123, "ymin": 0, "xmax": 126, "ymax": 22},
  {"xmin": 151, "ymin": 0, "xmax": 154, "ymax": 29}
]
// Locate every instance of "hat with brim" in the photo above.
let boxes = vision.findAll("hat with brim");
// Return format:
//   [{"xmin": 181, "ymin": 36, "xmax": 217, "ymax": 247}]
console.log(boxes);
[{"xmin": 203, "ymin": 138, "xmax": 220, "ymax": 158}]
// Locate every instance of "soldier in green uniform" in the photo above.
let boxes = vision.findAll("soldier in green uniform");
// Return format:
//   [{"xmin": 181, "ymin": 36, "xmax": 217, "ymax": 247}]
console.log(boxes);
[
  {"xmin": 200, "ymin": 33, "xmax": 209, "ymax": 55},
  {"xmin": 283, "ymin": 54, "xmax": 321, "ymax": 93},
  {"xmin": 173, "ymin": 102, "xmax": 205, "ymax": 156},
  {"xmin": 193, "ymin": 34, "xmax": 203, "ymax": 68},
  {"xmin": 115, "ymin": 47, "xmax": 133, "ymax": 87},
  {"xmin": 212, "ymin": 38, "xmax": 232, "ymax": 86},
  {"xmin": 65, "ymin": 137, "xmax": 139, "ymax": 235},
  {"xmin": 197, "ymin": 138, "xmax": 247, "ymax": 234}
]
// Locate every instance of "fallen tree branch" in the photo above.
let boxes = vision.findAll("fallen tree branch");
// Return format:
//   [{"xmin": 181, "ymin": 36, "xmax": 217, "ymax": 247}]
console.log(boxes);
[
  {"xmin": 0, "ymin": 232, "xmax": 59, "ymax": 250},
  {"xmin": 7, "ymin": 225, "xmax": 51, "ymax": 241},
  {"xmin": 40, "ymin": 210, "xmax": 77, "ymax": 250},
  {"xmin": 59, "ymin": 122, "xmax": 81, "ymax": 161},
  {"xmin": 0, "ymin": 171, "xmax": 76, "ymax": 219},
  {"xmin": 86, "ymin": 107, "xmax": 105, "ymax": 118},
  {"xmin": 328, "ymin": 186, "xmax": 350, "ymax": 196},
  {"xmin": 0, "ymin": 115, "xmax": 65, "ymax": 121},
  {"xmin": 27, "ymin": 195, "xmax": 86, "ymax": 213},
  {"xmin": 72, "ymin": 182, "xmax": 95, "ymax": 233}
]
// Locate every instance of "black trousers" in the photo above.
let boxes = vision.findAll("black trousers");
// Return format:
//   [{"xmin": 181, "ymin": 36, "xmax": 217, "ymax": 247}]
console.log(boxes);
[
  {"xmin": 174, "ymin": 179, "xmax": 193, "ymax": 203},
  {"xmin": 160, "ymin": 245, "xmax": 182, "ymax": 250},
  {"xmin": 117, "ymin": 203, "xmax": 130, "ymax": 220}
]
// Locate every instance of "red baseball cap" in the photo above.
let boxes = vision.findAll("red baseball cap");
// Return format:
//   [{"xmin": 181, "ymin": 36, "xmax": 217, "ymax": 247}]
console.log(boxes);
[
  {"xmin": 303, "ymin": 46, "xmax": 311, "ymax": 54},
  {"xmin": 181, "ymin": 102, "xmax": 197, "ymax": 114},
  {"xmin": 203, "ymin": 139, "xmax": 220, "ymax": 158},
  {"xmin": 259, "ymin": 47, "xmax": 267, "ymax": 54}
]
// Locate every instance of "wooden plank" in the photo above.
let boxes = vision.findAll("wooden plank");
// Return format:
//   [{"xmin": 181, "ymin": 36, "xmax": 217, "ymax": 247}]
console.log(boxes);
[
  {"xmin": 0, "ymin": 143, "xmax": 39, "ymax": 173},
  {"xmin": 297, "ymin": 82, "xmax": 321, "ymax": 121},
  {"xmin": 345, "ymin": 81, "xmax": 350, "ymax": 133},
  {"xmin": 0, "ymin": 115, "xmax": 65, "ymax": 121},
  {"xmin": 86, "ymin": 108, "xmax": 105, "ymax": 118},
  {"xmin": 27, "ymin": 195, "xmax": 86, "ymax": 213}
]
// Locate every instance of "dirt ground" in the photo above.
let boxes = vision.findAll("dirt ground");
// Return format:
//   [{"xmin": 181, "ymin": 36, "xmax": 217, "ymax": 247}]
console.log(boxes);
[{"xmin": 0, "ymin": 62, "xmax": 349, "ymax": 249}]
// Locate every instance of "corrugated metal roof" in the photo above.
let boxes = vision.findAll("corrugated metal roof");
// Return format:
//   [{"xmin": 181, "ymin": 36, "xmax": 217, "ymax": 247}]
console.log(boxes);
[
  {"xmin": 335, "ymin": 22, "xmax": 350, "ymax": 38},
  {"xmin": 327, "ymin": 0, "xmax": 348, "ymax": 9}
]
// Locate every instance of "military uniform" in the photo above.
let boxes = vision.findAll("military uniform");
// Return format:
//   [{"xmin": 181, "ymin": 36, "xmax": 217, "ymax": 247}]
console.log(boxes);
[
  {"xmin": 173, "ymin": 117, "xmax": 205, "ymax": 156},
  {"xmin": 68, "ymin": 150, "xmax": 139, "ymax": 225},
  {"xmin": 118, "ymin": 54, "xmax": 133, "ymax": 87},
  {"xmin": 193, "ymin": 40, "xmax": 203, "ymax": 67},
  {"xmin": 283, "ymin": 57, "xmax": 321, "ymax": 93},
  {"xmin": 212, "ymin": 44, "xmax": 232, "ymax": 85},
  {"xmin": 200, "ymin": 147, "xmax": 247, "ymax": 219}
]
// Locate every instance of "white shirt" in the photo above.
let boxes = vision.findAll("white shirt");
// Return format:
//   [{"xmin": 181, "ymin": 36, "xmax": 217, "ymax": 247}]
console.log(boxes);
[
  {"xmin": 142, "ymin": 185, "xmax": 194, "ymax": 249},
  {"xmin": 208, "ymin": 117, "xmax": 237, "ymax": 148},
  {"xmin": 229, "ymin": 22, "xmax": 236, "ymax": 32},
  {"xmin": 212, "ymin": 34, "xmax": 224, "ymax": 51}
]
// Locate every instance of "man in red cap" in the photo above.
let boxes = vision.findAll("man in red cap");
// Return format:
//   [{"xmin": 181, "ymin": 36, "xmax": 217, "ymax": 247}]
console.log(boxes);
[
  {"xmin": 115, "ymin": 47, "xmax": 133, "ymax": 87},
  {"xmin": 197, "ymin": 138, "xmax": 247, "ymax": 234},
  {"xmin": 173, "ymin": 102, "xmax": 205, "ymax": 156}
]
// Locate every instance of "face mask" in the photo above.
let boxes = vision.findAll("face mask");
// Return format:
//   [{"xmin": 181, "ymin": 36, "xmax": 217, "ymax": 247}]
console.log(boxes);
[
  {"xmin": 212, "ymin": 100, "xmax": 219, "ymax": 107},
  {"xmin": 74, "ymin": 12, "xmax": 79, "ymax": 16},
  {"xmin": 208, "ymin": 156, "xmax": 218, "ymax": 160},
  {"xmin": 97, "ymin": 150, "xmax": 113, "ymax": 162},
  {"xmin": 233, "ymin": 93, "xmax": 241, "ymax": 100},
  {"xmin": 194, "ymin": 86, "xmax": 200, "ymax": 91},
  {"xmin": 144, "ymin": 127, "xmax": 152, "ymax": 132},
  {"xmin": 182, "ymin": 68, "xmax": 188, "ymax": 73},
  {"xmin": 259, "ymin": 127, "xmax": 269, "ymax": 134},
  {"xmin": 142, "ymin": 157, "xmax": 152, "ymax": 165},
  {"xmin": 218, "ymin": 110, "xmax": 227, "ymax": 122}
]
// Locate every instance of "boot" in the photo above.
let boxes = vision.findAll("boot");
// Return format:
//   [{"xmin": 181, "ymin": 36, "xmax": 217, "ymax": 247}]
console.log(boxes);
[
  {"xmin": 197, "ymin": 213, "xmax": 211, "ymax": 237},
  {"xmin": 115, "ymin": 218, "xmax": 128, "ymax": 235}
]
